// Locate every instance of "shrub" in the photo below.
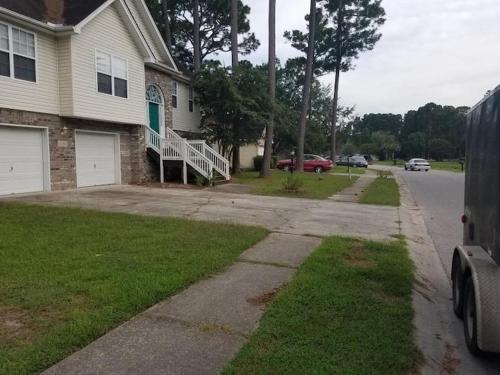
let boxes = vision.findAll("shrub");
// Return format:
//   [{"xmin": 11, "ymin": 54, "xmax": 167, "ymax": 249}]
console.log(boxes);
[
  {"xmin": 271, "ymin": 156, "xmax": 279, "ymax": 169},
  {"xmin": 195, "ymin": 174, "xmax": 208, "ymax": 187},
  {"xmin": 253, "ymin": 155, "xmax": 264, "ymax": 171},
  {"xmin": 282, "ymin": 174, "xmax": 305, "ymax": 192}
]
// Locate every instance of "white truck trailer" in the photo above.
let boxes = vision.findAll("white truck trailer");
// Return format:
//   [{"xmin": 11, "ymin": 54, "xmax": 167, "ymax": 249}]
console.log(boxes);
[{"xmin": 452, "ymin": 85, "xmax": 500, "ymax": 355}]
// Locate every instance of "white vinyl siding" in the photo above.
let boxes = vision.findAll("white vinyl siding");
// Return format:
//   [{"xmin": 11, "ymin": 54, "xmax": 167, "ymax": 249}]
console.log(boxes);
[
  {"xmin": 0, "ymin": 23, "xmax": 59, "ymax": 114},
  {"xmin": 58, "ymin": 37, "xmax": 73, "ymax": 115},
  {"xmin": 70, "ymin": 4, "xmax": 146, "ymax": 125},
  {"xmin": 172, "ymin": 80, "xmax": 201, "ymax": 133}
]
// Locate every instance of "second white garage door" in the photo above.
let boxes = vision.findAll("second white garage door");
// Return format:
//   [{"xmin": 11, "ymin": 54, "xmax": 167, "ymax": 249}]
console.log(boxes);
[{"xmin": 76, "ymin": 132, "xmax": 120, "ymax": 188}]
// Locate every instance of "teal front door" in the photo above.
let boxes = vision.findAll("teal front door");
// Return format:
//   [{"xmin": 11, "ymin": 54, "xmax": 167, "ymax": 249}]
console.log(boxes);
[{"xmin": 149, "ymin": 102, "xmax": 160, "ymax": 134}]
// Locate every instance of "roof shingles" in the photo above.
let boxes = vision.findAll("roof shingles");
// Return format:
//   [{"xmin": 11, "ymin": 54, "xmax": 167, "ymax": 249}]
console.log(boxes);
[{"xmin": 0, "ymin": 0, "xmax": 108, "ymax": 26}]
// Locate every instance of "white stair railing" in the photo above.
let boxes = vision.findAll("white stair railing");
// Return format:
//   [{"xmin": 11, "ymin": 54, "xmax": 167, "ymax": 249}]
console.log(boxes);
[
  {"xmin": 188, "ymin": 140, "xmax": 230, "ymax": 180},
  {"xmin": 146, "ymin": 127, "xmax": 161, "ymax": 153},
  {"xmin": 146, "ymin": 127, "xmax": 216, "ymax": 184}
]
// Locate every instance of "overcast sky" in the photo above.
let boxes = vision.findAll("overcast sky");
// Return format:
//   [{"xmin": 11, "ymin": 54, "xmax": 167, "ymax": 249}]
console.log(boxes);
[{"xmin": 218, "ymin": 0, "xmax": 500, "ymax": 116}]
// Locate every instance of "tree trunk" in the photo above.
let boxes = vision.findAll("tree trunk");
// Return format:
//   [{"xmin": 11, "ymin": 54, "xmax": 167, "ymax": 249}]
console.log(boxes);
[
  {"xmin": 330, "ymin": 0, "xmax": 343, "ymax": 161},
  {"xmin": 330, "ymin": 62, "xmax": 341, "ymax": 160},
  {"xmin": 260, "ymin": 0, "xmax": 276, "ymax": 178},
  {"xmin": 193, "ymin": 0, "xmax": 201, "ymax": 72},
  {"xmin": 231, "ymin": 0, "xmax": 239, "ymax": 68},
  {"xmin": 296, "ymin": 0, "xmax": 317, "ymax": 172},
  {"xmin": 162, "ymin": 0, "xmax": 172, "ymax": 51},
  {"xmin": 231, "ymin": 0, "xmax": 240, "ymax": 173}
]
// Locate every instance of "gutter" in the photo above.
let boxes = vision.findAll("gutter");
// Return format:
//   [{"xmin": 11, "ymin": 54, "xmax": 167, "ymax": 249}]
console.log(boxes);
[{"xmin": 145, "ymin": 60, "xmax": 193, "ymax": 84}]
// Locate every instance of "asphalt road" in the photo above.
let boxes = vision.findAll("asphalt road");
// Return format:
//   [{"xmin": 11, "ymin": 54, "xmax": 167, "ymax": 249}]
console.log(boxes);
[
  {"xmin": 397, "ymin": 168, "xmax": 500, "ymax": 374},
  {"xmin": 397, "ymin": 169, "xmax": 464, "ymax": 277}
]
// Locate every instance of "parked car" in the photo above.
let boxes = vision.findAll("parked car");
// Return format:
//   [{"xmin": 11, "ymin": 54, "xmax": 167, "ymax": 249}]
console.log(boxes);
[
  {"xmin": 276, "ymin": 154, "xmax": 333, "ymax": 173},
  {"xmin": 405, "ymin": 158, "xmax": 431, "ymax": 171},
  {"xmin": 336, "ymin": 155, "xmax": 368, "ymax": 168}
]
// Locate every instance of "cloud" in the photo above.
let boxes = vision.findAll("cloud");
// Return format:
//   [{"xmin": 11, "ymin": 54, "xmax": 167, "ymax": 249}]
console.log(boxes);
[{"xmin": 218, "ymin": 0, "xmax": 500, "ymax": 115}]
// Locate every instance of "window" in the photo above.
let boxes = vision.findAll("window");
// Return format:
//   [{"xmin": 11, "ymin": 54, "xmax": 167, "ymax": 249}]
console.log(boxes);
[
  {"xmin": 171, "ymin": 81, "xmax": 177, "ymax": 108},
  {"xmin": 188, "ymin": 87, "xmax": 194, "ymax": 112},
  {"xmin": 0, "ymin": 24, "xmax": 9, "ymax": 77},
  {"xmin": 113, "ymin": 57, "xmax": 127, "ymax": 98},
  {"xmin": 0, "ymin": 23, "xmax": 37, "ymax": 82},
  {"xmin": 96, "ymin": 51, "xmax": 128, "ymax": 98}
]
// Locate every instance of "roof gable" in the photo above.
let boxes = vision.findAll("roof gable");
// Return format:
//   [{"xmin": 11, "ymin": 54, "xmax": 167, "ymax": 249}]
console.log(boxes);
[{"xmin": 0, "ymin": 0, "xmax": 177, "ymax": 70}]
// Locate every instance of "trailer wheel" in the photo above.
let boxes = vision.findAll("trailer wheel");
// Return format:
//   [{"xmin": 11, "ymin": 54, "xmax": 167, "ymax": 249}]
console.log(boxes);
[
  {"xmin": 463, "ymin": 277, "xmax": 483, "ymax": 356},
  {"xmin": 452, "ymin": 254, "xmax": 464, "ymax": 319}
]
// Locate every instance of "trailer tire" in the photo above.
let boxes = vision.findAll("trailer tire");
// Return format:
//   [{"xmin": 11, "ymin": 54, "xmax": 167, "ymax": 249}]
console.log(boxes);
[
  {"xmin": 463, "ymin": 277, "xmax": 484, "ymax": 356},
  {"xmin": 452, "ymin": 254, "xmax": 464, "ymax": 319}
]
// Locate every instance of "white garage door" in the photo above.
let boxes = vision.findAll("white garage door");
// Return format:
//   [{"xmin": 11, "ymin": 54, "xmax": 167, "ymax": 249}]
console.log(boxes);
[
  {"xmin": 0, "ymin": 126, "xmax": 45, "ymax": 195},
  {"xmin": 76, "ymin": 132, "xmax": 119, "ymax": 188}
]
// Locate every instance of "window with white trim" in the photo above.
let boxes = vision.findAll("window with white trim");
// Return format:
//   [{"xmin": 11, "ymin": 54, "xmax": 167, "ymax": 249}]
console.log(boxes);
[
  {"xmin": 96, "ymin": 51, "xmax": 128, "ymax": 98},
  {"xmin": 0, "ymin": 23, "xmax": 37, "ymax": 82},
  {"xmin": 171, "ymin": 81, "xmax": 178, "ymax": 108},
  {"xmin": 188, "ymin": 87, "xmax": 194, "ymax": 112}
]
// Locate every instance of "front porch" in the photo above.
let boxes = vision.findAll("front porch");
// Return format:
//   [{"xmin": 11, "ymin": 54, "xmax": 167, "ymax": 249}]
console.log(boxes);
[{"xmin": 145, "ymin": 127, "xmax": 230, "ymax": 185}]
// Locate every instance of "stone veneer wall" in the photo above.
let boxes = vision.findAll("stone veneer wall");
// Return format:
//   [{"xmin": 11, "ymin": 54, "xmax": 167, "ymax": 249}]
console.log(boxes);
[
  {"xmin": 145, "ymin": 67, "xmax": 173, "ymax": 130},
  {"xmin": 0, "ymin": 108, "xmax": 156, "ymax": 191}
]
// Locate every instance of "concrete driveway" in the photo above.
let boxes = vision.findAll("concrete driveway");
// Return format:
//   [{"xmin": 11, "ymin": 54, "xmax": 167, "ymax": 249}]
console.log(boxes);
[
  {"xmin": 4, "ymin": 185, "xmax": 400, "ymax": 241},
  {"xmin": 4, "ymin": 185, "xmax": 401, "ymax": 375}
]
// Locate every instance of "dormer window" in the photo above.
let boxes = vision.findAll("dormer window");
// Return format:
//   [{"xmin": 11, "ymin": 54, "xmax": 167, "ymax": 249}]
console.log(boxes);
[
  {"xmin": 0, "ymin": 23, "xmax": 37, "ymax": 82},
  {"xmin": 96, "ymin": 51, "xmax": 128, "ymax": 98}
]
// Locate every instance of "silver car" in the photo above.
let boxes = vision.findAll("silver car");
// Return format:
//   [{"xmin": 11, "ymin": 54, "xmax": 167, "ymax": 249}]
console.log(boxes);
[{"xmin": 405, "ymin": 158, "xmax": 431, "ymax": 171}]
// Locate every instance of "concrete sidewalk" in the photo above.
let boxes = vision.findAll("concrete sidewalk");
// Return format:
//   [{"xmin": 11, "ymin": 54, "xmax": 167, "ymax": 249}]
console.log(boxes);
[
  {"xmin": 329, "ymin": 169, "xmax": 378, "ymax": 203},
  {"xmin": 42, "ymin": 233, "xmax": 321, "ymax": 375}
]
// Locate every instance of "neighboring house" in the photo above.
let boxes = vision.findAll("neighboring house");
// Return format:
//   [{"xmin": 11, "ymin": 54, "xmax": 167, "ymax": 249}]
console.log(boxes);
[
  {"xmin": 0, "ymin": 0, "xmax": 228, "ymax": 196},
  {"xmin": 240, "ymin": 139, "xmax": 264, "ymax": 170}
]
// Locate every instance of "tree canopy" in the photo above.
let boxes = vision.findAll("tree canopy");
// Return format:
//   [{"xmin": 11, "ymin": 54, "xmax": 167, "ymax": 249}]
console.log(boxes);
[
  {"xmin": 343, "ymin": 104, "xmax": 468, "ymax": 160},
  {"xmin": 145, "ymin": 0, "xmax": 259, "ymax": 71}
]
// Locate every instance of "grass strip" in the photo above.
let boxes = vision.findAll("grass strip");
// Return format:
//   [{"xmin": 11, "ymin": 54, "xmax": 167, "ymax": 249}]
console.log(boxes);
[
  {"xmin": 233, "ymin": 170, "xmax": 357, "ymax": 200},
  {"xmin": 360, "ymin": 176, "xmax": 400, "ymax": 206},
  {"xmin": 225, "ymin": 236, "xmax": 421, "ymax": 375}
]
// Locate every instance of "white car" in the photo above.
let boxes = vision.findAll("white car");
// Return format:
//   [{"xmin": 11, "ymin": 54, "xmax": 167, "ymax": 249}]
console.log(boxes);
[{"xmin": 405, "ymin": 158, "xmax": 431, "ymax": 171}]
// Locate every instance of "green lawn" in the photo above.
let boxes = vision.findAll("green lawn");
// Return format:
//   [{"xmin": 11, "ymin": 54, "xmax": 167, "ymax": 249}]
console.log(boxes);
[
  {"xmin": 0, "ymin": 203, "xmax": 268, "ymax": 375},
  {"xmin": 360, "ymin": 176, "xmax": 401, "ymax": 206},
  {"xmin": 374, "ymin": 160, "xmax": 464, "ymax": 173},
  {"xmin": 430, "ymin": 161, "xmax": 464, "ymax": 173},
  {"xmin": 374, "ymin": 160, "xmax": 405, "ymax": 167},
  {"xmin": 224, "ymin": 237, "xmax": 421, "ymax": 375},
  {"xmin": 233, "ymin": 170, "xmax": 357, "ymax": 200},
  {"xmin": 331, "ymin": 165, "xmax": 366, "ymax": 175}
]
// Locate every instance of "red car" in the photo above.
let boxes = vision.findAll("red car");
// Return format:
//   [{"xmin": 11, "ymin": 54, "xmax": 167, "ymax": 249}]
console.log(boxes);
[{"xmin": 276, "ymin": 154, "xmax": 333, "ymax": 173}]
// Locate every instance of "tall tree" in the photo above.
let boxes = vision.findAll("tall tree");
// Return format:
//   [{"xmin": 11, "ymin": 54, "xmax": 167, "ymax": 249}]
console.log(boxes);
[
  {"xmin": 194, "ymin": 62, "xmax": 271, "ymax": 162},
  {"xmin": 324, "ymin": 0, "xmax": 386, "ymax": 160},
  {"xmin": 146, "ymin": 0, "xmax": 259, "ymax": 70},
  {"xmin": 162, "ymin": 0, "xmax": 172, "ymax": 50},
  {"xmin": 231, "ymin": 0, "xmax": 241, "ymax": 173},
  {"xmin": 296, "ymin": 0, "xmax": 317, "ymax": 172},
  {"xmin": 260, "ymin": 0, "xmax": 276, "ymax": 177},
  {"xmin": 192, "ymin": 0, "xmax": 201, "ymax": 72}
]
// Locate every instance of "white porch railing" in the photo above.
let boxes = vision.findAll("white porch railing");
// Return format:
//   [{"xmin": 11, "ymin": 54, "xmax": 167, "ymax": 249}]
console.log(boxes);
[
  {"xmin": 146, "ymin": 127, "xmax": 229, "ymax": 184},
  {"xmin": 188, "ymin": 140, "xmax": 230, "ymax": 180}
]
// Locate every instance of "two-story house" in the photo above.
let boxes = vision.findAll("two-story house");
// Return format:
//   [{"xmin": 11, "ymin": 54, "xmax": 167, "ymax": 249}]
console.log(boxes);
[{"xmin": 0, "ymin": 0, "xmax": 229, "ymax": 196}]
